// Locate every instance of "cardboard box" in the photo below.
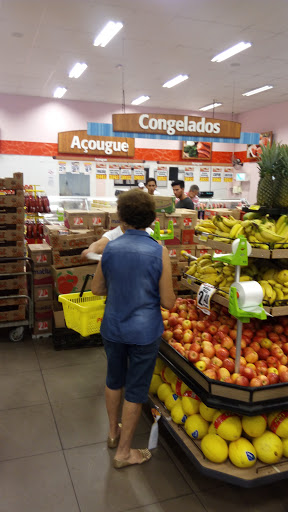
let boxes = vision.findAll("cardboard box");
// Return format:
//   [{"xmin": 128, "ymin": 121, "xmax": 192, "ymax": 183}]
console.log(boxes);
[
  {"xmin": 64, "ymin": 210, "xmax": 88, "ymax": 229},
  {"xmin": 33, "ymin": 266, "xmax": 53, "ymax": 285},
  {"xmin": 0, "ymin": 173, "xmax": 23, "ymax": 190},
  {"xmin": 153, "ymin": 195, "xmax": 175, "ymax": 214},
  {"xmin": 172, "ymin": 276, "xmax": 180, "ymax": 290},
  {"xmin": 179, "ymin": 245, "xmax": 196, "ymax": 261},
  {"xmin": 52, "ymin": 251, "xmax": 95, "ymax": 269},
  {"xmin": 34, "ymin": 284, "xmax": 53, "ymax": 301},
  {"xmin": 167, "ymin": 246, "xmax": 180, "ymax": 259},
  {"xmin": 0, "ymin": 276, "xmax": 26, "ymax": 291},
  {"xmin": 180, "ymin": 229, "xmax": 195, "ymax": 245},
  {"xmin": 47, "ymin": 231, "xmax": 97, "ymax": 251},
  {"xmin": 164, "ymin": 213, "xmax": 181, "ymax": 228},
  {"xmin": 34, "ymin": 300, "xmax": 53, "ymax": 320},
  {"xmin": 164, "ymin": 228, "xmax": 181, "ymax": 246},
  {"xmin": 53, "ymin": 310, "xmax": 66, "ymax": 329},
  {"xmin": 0, "ymin": 225, "xmax": 24, "ymax": 241},
  {"xmin": 195, "ymin": 245, "xmax": 213, "ymax": 258},
  {"xmin": 33, "ymin": 319, "xmax": 52, "ymax": 335},
  {"xmin": 44, "ymin": 224, "xmax": 69, "ymax": 237},
  {"xmin": 87, "ymin": 210, "xmax": 109, "ymax": 229},
  {"xmin": 204, "ymin": 208, "xmax": 235, "ymax": 220},
  {"xmin": 0, "ymin": 190, "xmax": 24, "ymax": 207},
  {"xmin": 51, "ymin": 264, "xmax": 96, "ymax": 295},
  {"xmin": 151, "ymin": 213, "xmax": 165, "ymax": 229},
  {"xmin": 0, "ymin": 240, "xmax": 24, "ymax": 258},
  {"xmin": 176, "ymin": 209, "xmax": 198, "ymax": 229},
  {"xmin": 171, "ymin": 261, "xmax": 188, "ymax": 277},
  {"xmin": 0, "ymin": 208, "xmax": 25, "ymax": 224},
  {"xmin": 28, "ymin": 242, "xmax": 52, "ymax": 266},
  {"xmin": 0, "ymin": 304, "xmax": 25, "ymax": 322},
  {"xmin": 109, "ymin": 210, "xmax": 121, "ymax": 229},
  {"xmin": 0, "ymin": 261, "xmax": 24, "ymax": 274},
  {"xmin": 230, "ymin": 209, "xmax": 241, "ymax": 220}
]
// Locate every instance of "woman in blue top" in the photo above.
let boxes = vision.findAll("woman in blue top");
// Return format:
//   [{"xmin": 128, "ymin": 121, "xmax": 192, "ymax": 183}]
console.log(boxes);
[{"xmin": 92, "ymin": 189, "xmax": 175, "ymax": 469}]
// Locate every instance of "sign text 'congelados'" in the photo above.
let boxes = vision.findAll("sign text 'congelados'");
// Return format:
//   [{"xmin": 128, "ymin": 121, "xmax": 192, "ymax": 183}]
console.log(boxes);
[
  {"xmin": 112, "ymin": 114, "xmax": 241, "ymax": 139},
  {"xmin": 58, "ymin": 130, "xmax": 135, "ymax": 157}
]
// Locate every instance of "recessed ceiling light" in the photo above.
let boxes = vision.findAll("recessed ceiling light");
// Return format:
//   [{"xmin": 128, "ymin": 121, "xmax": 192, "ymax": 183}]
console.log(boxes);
[
  {"xmin": 212, "ymin": 42, "xmax": 252, "ymax": 63},
  {"xmin": 131, "ymin": 95, "xmax": 150, "ymax": 105},
  {"xmin": 162, "ymin": 74, "xmax": 189, "ymax": 88},
  {"xmin": 53, "ymin": 87, "xmax": 67, "ymax": 98},
  {"xmin": 69, "ymin": 63, "xmax": 87, "ymax": 78},
  {"xmin": 242, "ymin": 85, "xmax": 273, "ymax": 96},
  {"xmin": 199, "ymin": 102, "xmax": 222, "ymax": 111},
  {"xmin": 93, "ymin": 21, "xmax": 123, "ymax": 47}
]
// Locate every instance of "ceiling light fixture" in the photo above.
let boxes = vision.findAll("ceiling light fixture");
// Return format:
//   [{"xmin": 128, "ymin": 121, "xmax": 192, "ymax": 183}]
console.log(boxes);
[
  {"xmin": 69, "ymin": 63, "xmax": 87, "ymax": 78},
  {"xmin": 131, "ymin": 95, "xmax": 150, "ymax": 105},
  {"xmin": 212, "ymin": 42, "xmax": 252, "ymax": 63},
  {"xmin": 162, "ymin": 74, "xmax": 188, "ymax": 88},
  {"xmin": 242, "ymin": 85, "xmax": 273, "ymax": 96},
  {"xmin": 93, "ymin": 21, "xmax": 123, "ymax": 47},
  {"xmin": 199, "ymin": 102, "xmax": 222, "ymax": 111},
  {"xmin": 53, "ymin": 87, "xmax": 67, "ymax": 98}
]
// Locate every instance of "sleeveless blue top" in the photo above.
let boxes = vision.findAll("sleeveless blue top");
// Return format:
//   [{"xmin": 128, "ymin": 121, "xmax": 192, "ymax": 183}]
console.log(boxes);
[{"xmin": 100, "ymin": 230, "xmax": 163, "ymax": 345}]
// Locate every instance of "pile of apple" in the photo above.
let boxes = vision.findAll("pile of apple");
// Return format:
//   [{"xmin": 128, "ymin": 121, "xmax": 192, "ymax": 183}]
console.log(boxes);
[{"xmin": 162, "ymin": 298, "xmax": 288, "ymax": 387}]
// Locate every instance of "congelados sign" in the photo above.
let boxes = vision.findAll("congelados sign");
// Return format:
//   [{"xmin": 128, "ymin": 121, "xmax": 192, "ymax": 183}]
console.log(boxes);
[
  {"xmin": 58, "ymin": 130, "xmax": 135, "ymax": 157},
  {"xmin": 113, "ymin": 113, "xmax": 241, "ymax": 139}
]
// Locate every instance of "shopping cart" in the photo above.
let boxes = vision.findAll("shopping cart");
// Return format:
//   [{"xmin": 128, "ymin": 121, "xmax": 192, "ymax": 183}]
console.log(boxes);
[{"xmin": 58, "ymin": 273, "xmax": 105, "ymax": 337}]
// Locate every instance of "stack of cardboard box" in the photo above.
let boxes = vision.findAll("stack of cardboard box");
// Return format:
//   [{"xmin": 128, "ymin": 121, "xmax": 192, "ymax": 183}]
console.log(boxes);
[{"xmin": 0, "ymin": 173, "xmax": 26, "ymax": 323}]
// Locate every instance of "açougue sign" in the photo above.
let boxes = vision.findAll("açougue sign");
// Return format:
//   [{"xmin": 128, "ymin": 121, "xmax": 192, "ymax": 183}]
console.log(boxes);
[{"xmin": 58, "ymin": 130, "xmax": 135, "ymax": 157}]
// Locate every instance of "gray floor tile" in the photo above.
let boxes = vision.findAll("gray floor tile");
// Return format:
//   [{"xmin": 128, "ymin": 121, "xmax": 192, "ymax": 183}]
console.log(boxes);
[
  {"xmin": 0, "ymin": 370, "xmax": 48, "ymax": 410},
  {"xmin": 42, "ymin": 361, "xmax": 106, "ymax": 402},
  {"xmin": 0, "ymin": 341, "xmax": 39, "ymax": 373},
  {"xmin": 126, "ymin": 494, "xmax": 207, "ymax": 512},
  {"xmin": 52, "ymin": 394, "xmax": 150, "ymax": 449},
  {"xmin": 0, "ymin": 403, "xmax": 61, "ymax": 461},
  {"xmin": 0, "ymin": 451, "xmax": 79, "ymax": 512},
  {"xmin": 65, "ymin": 434, "xmax": 191, "ymax": 512},
  {"xmin": 35, "ymin": 340, "xmax": 106, "ymax": 369}
]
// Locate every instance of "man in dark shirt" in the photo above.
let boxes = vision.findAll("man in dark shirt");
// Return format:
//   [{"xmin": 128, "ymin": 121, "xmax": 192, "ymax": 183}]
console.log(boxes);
[{"xmin": 171, "ymin": 180, "xmax": 194, "ymax": 209}]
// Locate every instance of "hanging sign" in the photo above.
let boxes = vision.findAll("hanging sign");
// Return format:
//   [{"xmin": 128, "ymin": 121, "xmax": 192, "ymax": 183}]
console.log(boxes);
[
  {"xmin": 182, "ymin": 141, "xmax": 212, "ymax": 160},
  {"xmin": 184, "ymin": 167, "xmax": 194, "ymax": 181},
  {"xmin": 224, "ymin": 168, "xmax": 233, "ymax": 182},
  {"xmin": 58, "ymin": 161, "xmax": 66, "ymax": 174},
  {"xmin": 212, "ymin": 167, "xmax": 222, "ymax": 182},
  {"xmin": 70, "ymin": 161, "xmax": 80, "ymax": 174},
  {"xmin": 58, "ymin": 130, "xmax": 135, "ymax": 157},
  {"xmin": 133, "ymin": 164, "xmax": 145, "ymax": 181},
  {"xmin": 200, "ymin": 167, "xmax": 210, "ymax": 182},
  {"xmin": 121, "ymin": 165, "xmax": 132, "ymax": 181},
  {"xmin": 112, "ymin": 114, "xmax": 241, "ymax": 139},
  {"xmin": 82, "ymin": 162, "xmax": 92, "ymax": 174},
  {"xmin": 197, "ymin": 283, "xmax": 216, "ymax": 315},
  {"xmin": 96, "ymin": 163, "xmax": 107, "ymax": 179},
  {"xmin": 109, "ymin": 164, "xmax": 120, "ymax": 180},
  {"xmin": 157, "ymin": 166, "xmax": 168, "ymax": 181}
]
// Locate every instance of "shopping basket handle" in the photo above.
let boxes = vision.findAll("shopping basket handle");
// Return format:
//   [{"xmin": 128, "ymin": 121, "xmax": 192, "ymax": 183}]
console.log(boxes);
[{"xmin": 79, "ymin": 274, "xmax": 95, "ymax": 298}]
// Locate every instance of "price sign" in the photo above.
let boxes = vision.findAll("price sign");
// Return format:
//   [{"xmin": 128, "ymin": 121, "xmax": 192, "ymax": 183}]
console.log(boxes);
[
  {"xmin": 157, "ymin": 166, "xmax": 168, "ymax": 181},
  {"xmin": 121, "ymin": 165, "xmax": 132, "ymax": 181},
  {"xmin": 96, "ymin": 163, "xmax": 107, "ymax": 179},
  {"xmin": 133, "ymin": 164, "xmax": 145, "ymax": 181},
  {"xmin": 83, "ymin": 162, "xmax": 92, "ymax": 174},
  {"xmin": 212, "ymin": 167, "xmax": 222, "ymax": 182},
  {"xmin": 200, "ymin": 167, "xmax": 210, "ymax": 182},
  {"xmin": 224, "ymin": 167, "xmax": 233, "ymax": 182},
  {"xmin": 184, "ymin": 166, "xmax": 194, "ymax": 181},
  {"xmin": 58, "ymin": 161, "xmax": 66, "ymax": 174},
  {"xmin": 197, "ymin": 283, "xmax": 216, "ymax": 315},
  {"xmin": 109, "ymin": 164, "xmax": 120, "ymax": 180}
]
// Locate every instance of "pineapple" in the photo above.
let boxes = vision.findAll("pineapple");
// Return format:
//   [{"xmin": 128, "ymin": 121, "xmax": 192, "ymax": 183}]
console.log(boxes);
[
  {"xmin": 256, "ymin": 142, "xmax": 281, "ymax": 207},
  {"xmin": 275, "ymin": 145, "xmax": 288, "ymax": 208}
]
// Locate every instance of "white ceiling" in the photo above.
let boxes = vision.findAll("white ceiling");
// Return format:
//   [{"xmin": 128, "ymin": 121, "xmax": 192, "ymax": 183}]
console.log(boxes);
[{"xmin": 1, "ymin": 0, "xmax": 288, "ymax": 114}]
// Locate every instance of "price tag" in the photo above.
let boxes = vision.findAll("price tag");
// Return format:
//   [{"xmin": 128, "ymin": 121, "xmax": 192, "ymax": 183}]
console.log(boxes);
[
  {"xmin": 197, "ymin": 283, "xmax": 216, "ymax": 315},
  {"xmin": 198, "ymin": 234, "xmax": 208, "ymax": 241},
  {"xmin": 148, "ymin": 408, "xmax": 161, "ymax": 450}
]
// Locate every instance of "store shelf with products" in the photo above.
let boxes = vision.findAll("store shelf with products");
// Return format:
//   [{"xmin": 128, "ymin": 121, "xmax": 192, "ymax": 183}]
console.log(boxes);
[{"xmin": 24, "ymin": 185, "xmax": 51, "ymax": 244}]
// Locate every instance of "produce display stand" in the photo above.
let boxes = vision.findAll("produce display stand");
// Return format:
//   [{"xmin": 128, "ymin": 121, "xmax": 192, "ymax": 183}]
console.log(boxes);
[{"xmin": 148, "ymin": 393, "xmax": 288, "ymax": 488}]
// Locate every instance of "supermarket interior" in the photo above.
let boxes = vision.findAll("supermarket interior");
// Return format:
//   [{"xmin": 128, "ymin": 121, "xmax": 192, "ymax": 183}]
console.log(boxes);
[{"xmin": 3, "ymin": 0, "xmax": 288, "ymax": 511}]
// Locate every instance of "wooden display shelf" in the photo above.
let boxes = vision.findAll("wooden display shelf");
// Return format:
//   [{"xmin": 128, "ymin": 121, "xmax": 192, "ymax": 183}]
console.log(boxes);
[
  {"xmin": 159, "ymin": 340, "xmax": 288, "ymax": 415},
  {"xmin": 149, "ymin": 394, "xmax": 288, "ymax": 488}
]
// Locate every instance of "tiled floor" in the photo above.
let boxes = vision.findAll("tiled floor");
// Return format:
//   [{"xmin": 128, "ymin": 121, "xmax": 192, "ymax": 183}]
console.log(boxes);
[{"xmin": 1, "ymin": 336, "xmax": 288, "ymax": 512}]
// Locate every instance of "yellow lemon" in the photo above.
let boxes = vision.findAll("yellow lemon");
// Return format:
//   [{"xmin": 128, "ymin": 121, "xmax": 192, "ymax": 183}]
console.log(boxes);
[
  {"xmin": 242, "ymin": 415, "xmax": 267, "ymax": 438},
  {"xmin": 201, "ymin": 434, "xmax": 228, "ymax": 463},
  {"xmin": 229, "ymin": 438, "xmax": 257, "ymax": 468},
  {"xmin": 171, "ymin": 402, "xmax": 187, "ymax": 425},
  {"xmin": 282, "ymin": 438, "xmax": 288, "ymax": 457},
  {"xmin": 165, "ymin": 392, "xmax": 180, "ymax": 411},
  {"xmin": 213, "ymin": 411, "xmax": 242, "ymax": 441},
  {"xmin": 182, "ymin": 395, "xmax": 200, "ymax": 416},
  {"xmin": 157, "ymin": 383, "xmax": 172, "ymax": 403},
  {"xmin": 161, "ymin": 367, "xmax": 177, "ymax": 385},
  {"xmin": 253, "ymin": 431, "xmax": 283, "ymax": 464},
  {"xmin": 154, "ymin": 358, "xmax": 165, "ymax": 375},
  {"xmin": 199, "ymin": 402, "xmax": 218, "ymax": 422},
  {"xmin": 149, "ymin": 374, "xmax": 163, "ymax": 395},
  {"xmin": 184, "ymin": 414, "xmax": 209, "ymax": 440},
  {"xmin": 171, "ymin": 378, "xmax": 189, "ymax": 396},
  {"xmin": 268, "ymin": 411, "xmax": 288, "ymax": 438}
]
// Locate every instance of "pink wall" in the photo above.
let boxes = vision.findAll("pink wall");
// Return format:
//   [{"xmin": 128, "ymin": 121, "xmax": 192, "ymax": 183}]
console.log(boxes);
[{"xmin": 238, "ymin": 101, "xmax": 288, "ymax": 144}]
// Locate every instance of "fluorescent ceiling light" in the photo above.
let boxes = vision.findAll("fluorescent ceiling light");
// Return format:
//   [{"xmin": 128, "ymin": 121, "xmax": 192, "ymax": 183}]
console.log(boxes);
[
  {"xmin": 162, "ymin": 74, "xmax": 188, "ymax": 88},
  {"xmin": 69, "ymin": 63, "xmax": 87, "ymax": 78},
  {"xmin": 53, "ymin": 87, "xmax": 67, "ymax": 98},
  {"xmin": 131, "ymin": 95, "xmax": 150, "ymax": 105},
  {"xmin": 199, "ymin": 102, "xmax": 222, "ymax": 111},
  {"xmin": 93, "ymin": 21, "xmax": 123, "ymax": 47},
  {"xmin": 212, "ymin": 42, "xmax": 252, "ymax": 63},
  {"xmin": 242, "ymin": 85, "xmax": 273, "ymax": 96}
]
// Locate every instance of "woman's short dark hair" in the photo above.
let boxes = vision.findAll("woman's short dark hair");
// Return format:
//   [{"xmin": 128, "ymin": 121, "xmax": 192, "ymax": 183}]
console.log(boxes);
[{"xmin": 117, "ymin": 189, "xmax": 156, "ymax": 229}]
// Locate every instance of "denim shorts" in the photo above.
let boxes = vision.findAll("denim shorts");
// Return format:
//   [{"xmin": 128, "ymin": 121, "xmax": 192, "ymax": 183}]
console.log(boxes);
[{"xmin": 102, "ymin": 336, "xmax": 162, "ymax": 403}]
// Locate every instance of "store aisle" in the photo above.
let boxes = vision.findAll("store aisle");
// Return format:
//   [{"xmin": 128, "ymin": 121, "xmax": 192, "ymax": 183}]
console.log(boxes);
[{"xmin": 0, "ymin": 337, "xmax": 288, "ymax": 512}]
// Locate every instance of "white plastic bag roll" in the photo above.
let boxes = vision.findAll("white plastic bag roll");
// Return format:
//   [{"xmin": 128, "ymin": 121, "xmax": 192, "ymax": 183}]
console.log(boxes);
[{"xmin": 231, "ymin": 281, "xmax": 263, "ymax": 308}]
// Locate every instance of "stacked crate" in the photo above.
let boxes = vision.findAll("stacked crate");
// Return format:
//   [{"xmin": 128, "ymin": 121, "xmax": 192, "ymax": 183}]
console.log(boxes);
[{"xmin": 0, "ymin": 173, "xmax": 26, "ymax": 323}]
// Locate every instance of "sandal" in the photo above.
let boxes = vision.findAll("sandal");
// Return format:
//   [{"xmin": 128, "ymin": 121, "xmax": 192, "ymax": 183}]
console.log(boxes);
[
  {"xmin": 107, "ymin": 423, "xmax": 122, "ymax": 449},
  {"xmin": 113, "ymin": 448, "xmax": 152, "ymax": 469}
]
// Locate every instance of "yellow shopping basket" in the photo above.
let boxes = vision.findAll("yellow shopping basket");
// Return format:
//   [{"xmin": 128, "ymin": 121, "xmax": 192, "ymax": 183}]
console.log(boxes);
[{"xmin": 59, "ymin": 291, "xmax": 106, "ymax": 337}]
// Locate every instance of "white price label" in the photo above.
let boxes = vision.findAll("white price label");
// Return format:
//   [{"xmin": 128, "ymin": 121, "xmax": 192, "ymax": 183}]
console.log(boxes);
[{"xmin": 197, "ymin": 283, "xmax": 216, "ymax": 315}]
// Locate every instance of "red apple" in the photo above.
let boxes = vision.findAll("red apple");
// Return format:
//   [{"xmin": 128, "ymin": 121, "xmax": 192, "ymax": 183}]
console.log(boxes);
[
  {"xmin": 178, "ymin": 303, "xmax": 188, "ymax": 312},
  {"xmin": 231, "ymin": 373, "xmax": 240, "ymax": 382},
  {"xmin": 211, "ymin": 356, "xmax": 223, "ymax": 368},
  {"xmin": 218, "ymin": 324, "xmax": 230, "ymax": 334},
  {"xmin": 258, "ymin": 347, "xmax": 270, "ymax": 360},
  {"xmin": 268, "ymin": 373, "xmax": 280, "ymax": 384},
  {"xmin": 242, "ymin": 367, "xmax": 257, "ymax": 381},
  {"xmin": 202, "ymin": 341, "xmax": 215, "ymax": 358},
  {"xmin": 199, "ymin": 355, "xmax": 211, "ymax": 367},
  {"xmin": 173, "ymin": 328, "xmax": 183, "ymax": 341},
  {"xmin": 204, "ymin": 369, "xmax": 217, "ymax": 380},
  {"xmin": 229, "ymin": 346, "xmax": 237, "ymax": 359},
  {"xmin": 249, "ymin": 341, "xmax": 261, "ymax": 353},
  {"xmin": 222, "ymin": 358, "xmax": 235, "ymax": 374},
  {"xmin": 269, "ymin": 332, "xmax": 280, "ymax": 343},
  {"xmin": 274, "ymin": 324, "xmax": 284, "ymax": 334},
  {"xmin": 221, "ymin": 336, "xmax": 234, "ymax": 350},
  {"xmin": 282, "ymin": 343, "xmax": 288, "ymax": 355},
  {"xmin": 217, "ymin": 367, "xmax": 231, "ymax": 380},
  {"xmin": 278, "ymin": 364, "xmax": 288, "ymax": 376},
  {"xmin": 162, "ymin": 330, "xmax": 173, "ymax": 342},
  {"xmin": 229, "ymin": 329, "xmax": 237, "ymax": 340},
  {"xmin": 163, "ymin": 320, "xmax": 170, "ymax": 329},
  {"xmin": 260, "ymin": 338, "xmax": 272, "ymax": 349},
  {"xmin": 196, "ymin": 321, "xmax": 205, "ymax": 332},
  {"xmin": 179, "ymin": 310, "xmax": 188, "ymax": 319},
  {"xmin": 183, "ymin": 343, "xmax": 192, "ymax": 351},
  {"xmin": 215, "ymin": 346, "xmax": 229, "ymax": 361},
  {"xmin": 188, "ymin": 350, "xmax": 199, "ymax": 363},
  {"xmin": 240, "ymin": 356, "xmax": 247, "ymax": 366},
  {"xmin": 208, "ymin": 325, "xmax": 218, "ymax": 335},
  {"xmin": 267, "ymin": 356, "xmax": 278, "ymax": 367},
  {"xmin": 190, "ymin": 342, "xmax": 201, "ymax": 353},
  {"xmin": 258, "ymin": 375, "xmax": 269, "ymax": 386},
  {"xmin": 243, "ymin": 328, "xmax": 254, "ymax": 339},
  {"xmin": 169, "ymin": 315, "xmax": 179, "ymax": 327},
  {"xmin": 250, "ymin": 377, "xmax": 263, "ymax": 387},
  {"xmin": 247, "ymin": 363, "xmax": 256, "ymax": 371},
  {"xmin": 183, "ymin": 331, "xmax": 193, "ymax": 344},
  {"xmin": 161, "ymin": 310, "xmax": 170, "ymax": 320},
  {"xmin": 245, "ymin": 350, "xmax": 258, "ymax": 364},
  {"xmin": 182, "ymin": 320, "xmax": 192, "ymax": 331},
  {"xmin": 280, "ymin": 371, "xmax": 288, "ymax": 383},
  {"xmin": 235, "ymin": 376, "xmax": 249, "ymax": 387},
  {"xmin": 174, "ymin": 344, "xmax": 186, "ymax": 357}
]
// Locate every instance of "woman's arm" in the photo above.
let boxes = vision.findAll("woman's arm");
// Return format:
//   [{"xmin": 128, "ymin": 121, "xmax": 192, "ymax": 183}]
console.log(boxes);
[
  {"xmin": 159, "ymin": 247, "xmax": 176, "ymax": 310},
  {"xmin": 81, "ymin": 237, "xmax": 109, "ymax": 259},
  {"xmin": 91, "ymin": 261, "xmax": 107, "ymax": 296}
]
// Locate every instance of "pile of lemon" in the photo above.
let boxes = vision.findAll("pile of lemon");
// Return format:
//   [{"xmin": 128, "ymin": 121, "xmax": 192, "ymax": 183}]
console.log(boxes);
[{"xmin": 150, "ymin": 359, "xmax": 288, "ymax": 468}]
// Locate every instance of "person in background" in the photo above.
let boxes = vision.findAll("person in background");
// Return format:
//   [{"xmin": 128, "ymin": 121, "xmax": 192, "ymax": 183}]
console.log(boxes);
[
  {"xmin": 188, "ymin": 184, "xmax": 200, "ymax": 208},
  {"xmin": 171, "ymin": 180, "xmax": 194, "ymax": 209},
  {"xmin": 91, "ymin": 189, "xmax": 175, "ymax": 469},
  {"xmin": 145, "ymin": 177, "xmax": 160, "ymax": 195}
]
